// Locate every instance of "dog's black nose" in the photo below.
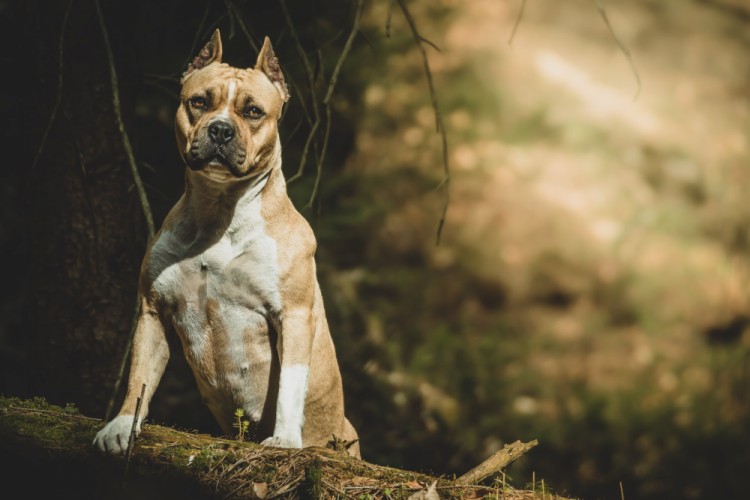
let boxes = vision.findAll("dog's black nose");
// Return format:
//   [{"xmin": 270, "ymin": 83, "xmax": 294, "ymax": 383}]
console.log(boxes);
[{"xmin": 208, "ymin": 120, "xmax": 235, "ymax": 145}]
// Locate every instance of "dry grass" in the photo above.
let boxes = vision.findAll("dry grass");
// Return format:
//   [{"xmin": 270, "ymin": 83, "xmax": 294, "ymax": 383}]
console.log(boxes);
[{"xmin": 0, "ymin": 397, "xmax": 568, "ymax": 499}]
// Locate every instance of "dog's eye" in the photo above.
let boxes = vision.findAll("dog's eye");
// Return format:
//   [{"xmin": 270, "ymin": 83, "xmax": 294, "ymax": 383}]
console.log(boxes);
[
  {"xmin": 190, "ymin": 96, "xmax": 208, "ymax": 109},
  {"xmin": 244, "ymin": 106, "xmax": 264, "ymax": 119}
]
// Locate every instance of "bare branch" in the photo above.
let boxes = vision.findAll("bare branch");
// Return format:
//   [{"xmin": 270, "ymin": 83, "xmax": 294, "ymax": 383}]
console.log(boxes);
[
  {"xmin": 508, "ymin": 0, "xmax": 527, "ymax": 46},
  {"xmin": 595, "ymin": 0, "xmax": 642, "ymax": 99},
  {"xmin": 456, "ymin": 440, "xmax": 539, "ymax": 485},
  {"xmin": 184, "ymin": 0, "xmax": 213, "ymax": 71},
  {"xmin": 306, "ymin": 0, "xmax": 364, "ymax": 208},
  {"xmin": 226, "ymin": 0, "xmax": 260, "ymax": 53},
  {"xmin": 124, "ymin": 383, "xmax": 146, "ymax": 476},
  {"xmin": 281, "ymin": 0, "xmax": 322, "ymax": 184},
  {"xmin": 419, "ymin": 35, "xmax": 441, "ymax": 52},
  {"xmin": 30, "ymin": 0, "xmax": 73, "ymax": 176},
  {"xmin": 323, "ymin": 3, "xmax": 363, "ymax": 105},
  {"xmin": 395, "ymin": 0, "xmax": 451, "ymax": 245},
  {"xmin": 94, "ymin": 0, "xmax": 155, "ymax": 239},
  {"xmin": 386, "ymin": 0, "xmax": 395, "ymax": 37}
]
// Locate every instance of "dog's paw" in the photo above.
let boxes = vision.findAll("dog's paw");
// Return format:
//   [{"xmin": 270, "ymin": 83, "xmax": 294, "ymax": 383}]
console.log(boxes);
[
  {"xmin": 261, "ymin": 434, "xmax": 302, "ymax": 449},
  {"xmin": 92, "ymin": 415, "xmax": 142, "ymax": 455}
]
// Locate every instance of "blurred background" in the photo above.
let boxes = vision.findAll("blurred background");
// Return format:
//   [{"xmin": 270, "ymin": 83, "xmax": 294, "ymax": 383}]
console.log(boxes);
[{"xmin": 1, "ymin": 0, "xmax": 749, "ymax": 498}]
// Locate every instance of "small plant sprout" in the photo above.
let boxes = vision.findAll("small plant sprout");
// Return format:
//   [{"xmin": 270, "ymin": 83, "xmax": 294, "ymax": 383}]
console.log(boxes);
[{"xmin": 233, "ymin": 408, "xmax": 249, "ymax": 441}]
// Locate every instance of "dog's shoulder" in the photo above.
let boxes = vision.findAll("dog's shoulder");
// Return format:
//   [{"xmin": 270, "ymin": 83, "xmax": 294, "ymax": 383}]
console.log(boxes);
[
  {"xmin": 267, "ymin": 196, "xmax": 316, "ymax": 258},
  {"xmin": 138, "ymin": 196, "xmax": 191, "ymax": 294}
]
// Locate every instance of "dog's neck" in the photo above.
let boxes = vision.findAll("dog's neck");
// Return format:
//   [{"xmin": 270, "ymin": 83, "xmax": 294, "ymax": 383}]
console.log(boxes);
[{"xmin": 183, "ymin": 155, "xmax": 285, "ymax": 236}]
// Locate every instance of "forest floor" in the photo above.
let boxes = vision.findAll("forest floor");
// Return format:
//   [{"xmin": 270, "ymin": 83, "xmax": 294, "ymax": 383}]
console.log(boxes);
[{"xmin": 0, "ymin": 396, "xmax": 564, "ymax": 500}]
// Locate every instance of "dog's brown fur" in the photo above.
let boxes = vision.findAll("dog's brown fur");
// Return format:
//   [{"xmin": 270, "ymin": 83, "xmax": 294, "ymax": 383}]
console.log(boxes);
[{"xmin": 94, "ymin": 30, "xmax": 359, "ymax": 458}]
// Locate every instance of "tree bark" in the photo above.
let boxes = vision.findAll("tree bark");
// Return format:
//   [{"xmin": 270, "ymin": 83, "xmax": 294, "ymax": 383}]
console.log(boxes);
[{"xmin": 23, "ymin": 0, "xmax": 146, "ymax": 417}]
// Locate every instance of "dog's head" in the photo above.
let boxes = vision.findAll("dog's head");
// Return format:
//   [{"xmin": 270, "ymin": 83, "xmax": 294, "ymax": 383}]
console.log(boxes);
[{"xmin": 175, "ymin": 30, "xmax": 290, "ymax": 182}]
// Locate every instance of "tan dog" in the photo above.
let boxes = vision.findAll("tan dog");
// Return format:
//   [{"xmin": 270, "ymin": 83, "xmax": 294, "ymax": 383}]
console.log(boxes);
[{"xmin": 93, "ymin": 30, "xmax": 359, "ymax": 458}]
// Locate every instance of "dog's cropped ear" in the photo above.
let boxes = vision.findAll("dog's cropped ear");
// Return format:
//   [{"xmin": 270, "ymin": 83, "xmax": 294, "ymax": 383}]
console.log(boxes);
[
  {"xmin": 255, "ymin": 37, "xmax": 290, "ymax": 103},
  {"xmin": 182, "ymin": 29, "xmax": 223, "ymax": 84}
]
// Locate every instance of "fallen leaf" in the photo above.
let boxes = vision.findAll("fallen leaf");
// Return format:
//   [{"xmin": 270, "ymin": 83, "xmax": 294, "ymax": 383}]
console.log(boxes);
[
  {"xmin": 252, "ymin": 482, "xmax": 267, "ymax": 499},
  {"xmin": 402, "ymin": 481, "xmax": 423, "ymax": 489},
  {"xmin": 407, "ymin": 481, "xmax": 440, "ymax": 499},
  {"xmin": 351, "ymin": 476, "xmax": 379, "ymax": 486}
]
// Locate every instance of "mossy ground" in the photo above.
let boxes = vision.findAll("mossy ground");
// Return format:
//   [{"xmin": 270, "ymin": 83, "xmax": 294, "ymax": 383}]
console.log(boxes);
[{"xmin": 0, "ymin": 396, "xmax": 565, "ymax": 499}]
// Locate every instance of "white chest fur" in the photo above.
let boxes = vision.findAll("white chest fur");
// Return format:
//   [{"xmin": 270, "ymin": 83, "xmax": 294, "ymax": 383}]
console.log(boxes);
[
  {"xmin": 145, "ymin": 177, "xmax": 283, "ymax": 422},
  {"xmin": 149, "ymin": 180, "xmax": 282, "ymax": 315}
]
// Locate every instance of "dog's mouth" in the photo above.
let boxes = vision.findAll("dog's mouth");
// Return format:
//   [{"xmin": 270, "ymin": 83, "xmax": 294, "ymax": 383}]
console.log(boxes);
[
  {"xmin": 186, "ymin": 147, "xmax": 247, "ymax": 180},
  {"xmin": 198, "ymin": 159, "xmax": 235, "ymax": 182}
]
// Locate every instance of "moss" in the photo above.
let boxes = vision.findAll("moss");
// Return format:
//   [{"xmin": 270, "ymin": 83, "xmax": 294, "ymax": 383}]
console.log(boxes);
[{"xmin": 0, "ymin": 396, "xmax": 556, "ymax": 499}]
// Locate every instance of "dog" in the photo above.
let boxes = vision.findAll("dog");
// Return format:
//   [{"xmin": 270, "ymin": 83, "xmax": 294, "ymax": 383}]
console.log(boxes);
[{"xmin": 93, "ymin": 30, "xmax": 360, "ymax": 458}]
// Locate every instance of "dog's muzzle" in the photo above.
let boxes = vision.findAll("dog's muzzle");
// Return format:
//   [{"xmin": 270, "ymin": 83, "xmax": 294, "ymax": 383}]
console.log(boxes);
[{"xmin": 186, "ymin": 118, "xmax": 247, "ymax": 178}]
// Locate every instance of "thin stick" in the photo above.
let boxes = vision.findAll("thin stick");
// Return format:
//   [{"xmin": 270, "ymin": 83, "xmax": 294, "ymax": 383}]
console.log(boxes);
[
  {"xmin": 226, "ymin": 0, "xmax": 259, "ymax": 53},
  {"xmin": 31, "ymin": 0, "xmax": 73, "ymax": 176},
  {"xmin": 386, "ymin": 0, "xmax": 395, "ymax": 37},
  {"xmin": 184, "ymin": 0, "xmax": 213, "ymax": 70},
  {"xmin": 594, "ymin": 0, "xmax": 641, "ymax": 100},
  {"xmin": 305, "ymin": 0, "xmax": 364, "ymax": 208},
  {"xmin": 127, "ymin": 384, "xmax": 146, "ymax": 454},
  {"xmin": 323, "ymin": 0, "xmax": 363, "ymax": 107},
  {"xmin": 508, "ymin": 0, "xmax": 527, "ymax": 46},
  {"xmin": 533, "ymin": 471, "xmax": 536, "ymax": 493},
  {"xmin": 124, "ymin": 383, "xmax": 146, "ymax": 476},
  {"xmin": 94, "ymin": 0, "xmax": 155, "ymax": 238},
  {"xmin": 281, "ymin": 0, "xmax": 321, "ymax": 184},
  {"xmin": 456, "ymin": 440, "xmax": 539, "ymax": 485},
  {"xmin": 395, "ymin": 0, "xmax": 450, "ymax": 245},
  {"xmin": 620, "ymin": 481, "xmax": 625, "ymax": 500}
]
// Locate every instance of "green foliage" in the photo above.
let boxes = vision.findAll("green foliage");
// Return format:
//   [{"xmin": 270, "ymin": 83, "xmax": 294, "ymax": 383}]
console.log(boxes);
[{"xmin": 233, "ymin": 408, "xmax": 249, "ymax": 442}]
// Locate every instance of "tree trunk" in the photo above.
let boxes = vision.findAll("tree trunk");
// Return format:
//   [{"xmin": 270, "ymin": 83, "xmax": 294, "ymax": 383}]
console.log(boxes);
[{"xmin": 23, "ymin": 0, "xmax": 146, "ymax": 417}]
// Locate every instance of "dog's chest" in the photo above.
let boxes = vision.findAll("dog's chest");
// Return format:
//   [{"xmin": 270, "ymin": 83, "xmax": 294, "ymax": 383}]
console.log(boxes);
[{"xmin": 147, "ymin": 193, "xmax": 283, "ymax": 373}]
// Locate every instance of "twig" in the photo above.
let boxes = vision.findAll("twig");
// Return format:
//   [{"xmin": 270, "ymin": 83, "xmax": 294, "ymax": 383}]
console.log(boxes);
[
  {"xmin": 281, "ymin": 0, "xmax": 322, "ymax": 184},
  {"xmin": 30, "ymin": 0, "xmax": 73, "ymax": 176},
  {"xmin": 323, "ymin": 0, "xmax": 362, "ymax": 107},
  {"xmin": 143, "ymin": 79, "xmax": 180, "ymax": 100},
  {"xmin": 223, "ymin": 0, "xmax": 236, "ymax": 39},
  {"xmin": 395, "ymin": 0, "xmax": 450, "ymax": 245},
  {"xmin": 620, "ymin": 481, "xmax": 625, "ymax": 500},
  {"xmin": 305, "ymin": 106, "xmax": 331, "ymax": 210},
  {"xmin": 94, "ymin": 0, "xmax": 155, "ymax": 238},
  {"xmin": 386, "ymin": 0, "xmax": 395, "ymax": 36},
  {"xmin": 124, "ymin": 383, "xmax": 146, "ymax": 476},
  {"xmin": 418, "ymin": 35, "xmax": 441, "ymax": 52},
  {"xmin": 455, "ymin": 439, "xmax": 539, "ymax": 485},
  {"xmin": 184, "ymin": 0, "xmax": 213, "ymax": 71},
  {"xmin": 305, "ymin": 0, "xmax": 364, "ymax": 208},
  {"xmin": 508, "ymin": 0, "xmax": 527, "ymax": 46},
  {"xmin": 594, "ymin": 0, "xmax": 641, "ymax": 100},
  {"xmin": 226, "ymin": 0, "xmax": 259, "ymax": 53}
]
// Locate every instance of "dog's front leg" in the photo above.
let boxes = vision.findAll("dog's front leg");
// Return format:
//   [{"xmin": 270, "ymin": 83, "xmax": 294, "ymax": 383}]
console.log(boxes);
[
  {"xmin": 262, "ymin": 306, "xmax": 315, "ymax": 449},
  {"xmin": 93, "ymin": 298, "xmax": 169, "ymax": 454}
]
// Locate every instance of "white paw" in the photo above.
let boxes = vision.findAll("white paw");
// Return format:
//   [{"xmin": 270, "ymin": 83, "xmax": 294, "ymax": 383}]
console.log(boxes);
[
  {"xmin": 261, "ymin": 434, "xmax": 302, "ymax": 449},
  {"xmin": 92, "ymin": 415, "xmax": 142, "ymax": 455}
]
